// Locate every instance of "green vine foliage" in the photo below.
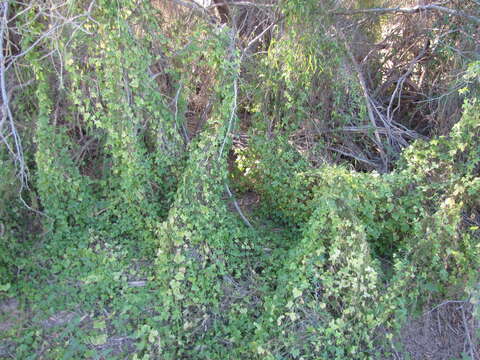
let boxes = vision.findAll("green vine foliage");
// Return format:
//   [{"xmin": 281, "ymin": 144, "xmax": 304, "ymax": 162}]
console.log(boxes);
[
  {"xmin": 1, "ymin": 1, "xmax": 479, "ymax": 359},
  {"xmin": 26, "ymin": 1, "xmax": 187, "ymax": 258},
  {"xmin": 34, "ymin": 75, "xmax": 94, "ymax": 243},
  {"xmin": 153, "ymin": 31, "xmax": 263, "ymax": 359},
  {"xmin": 0, "ymin": 157, "xmax": 31, "ymax": 287},
  {"xmin": 247, "ymin": 97, "xmax": 480, "ymax": 359},
  {"xmin": 236, "ymin": 136, "xmax": 315, "ymax": 227},
  {"xmin": 0, "ymin": 66, "xmax": 40, "ymax": 285},
  {"xmin": 243, "ymin": 0, "xmax": 368, "ymax": 166}
]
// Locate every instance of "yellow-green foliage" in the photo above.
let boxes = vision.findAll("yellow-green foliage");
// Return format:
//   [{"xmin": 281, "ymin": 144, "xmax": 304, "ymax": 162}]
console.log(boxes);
[
  {"xmin": 1, "ymin": 1, "xmax": 479, "ymax": 359},
  {"xmin": 153, "ymin": 31, "xmax": 261, "ymax": 358},
  {"xmin": 247, "ymin": 99, "xmax": 480, "ymax": 359}
]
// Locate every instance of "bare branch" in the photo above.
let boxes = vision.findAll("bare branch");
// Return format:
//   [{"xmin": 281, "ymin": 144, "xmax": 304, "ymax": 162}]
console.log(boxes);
[
  {"xmin": 338, "ymin": 28, "xmax": 388, "ymax": 171},
  {"xmin": 128, "ymin": 280, "xmax": 147, "ymax": 287},
  {"xmin": 387, "ymin": 41, "xmax": 430, "ymax": 127},
  {"xmin": 0, "ymin": 1, "xmax": 28, "ymax": 187},
  {"xmin": 333, "ymin": 4, "xmax": 480, "ymax": 24},
  {"xmin": 169, "ymin": 0, "xmax": 217, "ymax": 23},
  {"xmin": 218, "ymin": 28, "xmax": 239, "ymax": 160},
  {"xmin": 326, "ymin": 146, "xmax": 380, "ymax": 169},
  {"xmin": 240, "ymin": 16, "xmax": 281, "ymax": 61},
  {"xmin": 172, "ymin": 82, "xmax": 189, "ymax": 143},
  {"xmin": 207, "ymin": 1, "xmax": 275, "ymax": 9},
  {"xmin": 225, "ymin": 183, "xmax": 253, "ymax": 228}
]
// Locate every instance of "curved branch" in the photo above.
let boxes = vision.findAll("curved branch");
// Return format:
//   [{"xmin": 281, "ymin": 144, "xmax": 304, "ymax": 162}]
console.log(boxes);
[{"xmin": 333, "ymin": 4, "xmax": 480, "ymax": 24}]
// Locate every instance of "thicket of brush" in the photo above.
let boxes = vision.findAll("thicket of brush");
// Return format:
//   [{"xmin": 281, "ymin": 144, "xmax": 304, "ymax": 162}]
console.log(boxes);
[{"xmin": 1, "ymin": 0, "xmax": 479, "ymax": 359}]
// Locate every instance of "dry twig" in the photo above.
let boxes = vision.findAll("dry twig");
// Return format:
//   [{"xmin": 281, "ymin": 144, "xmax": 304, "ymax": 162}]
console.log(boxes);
[
  {"xmin": 333, "ymin": 3, "xmax": 480, "ymax": 24},
  {"xmin": 0, "ymin": 1, "xmax": 27, "ymax": 187}
]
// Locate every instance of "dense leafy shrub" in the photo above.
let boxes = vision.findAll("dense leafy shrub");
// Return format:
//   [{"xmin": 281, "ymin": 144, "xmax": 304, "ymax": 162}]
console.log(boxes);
[
  {"xmin": 1, "ymin": 1, "xmax": 479, "ymax": 359},
  {"xmin": 248, "ymin": 97, "xmax": 480, "ymax": 359}
]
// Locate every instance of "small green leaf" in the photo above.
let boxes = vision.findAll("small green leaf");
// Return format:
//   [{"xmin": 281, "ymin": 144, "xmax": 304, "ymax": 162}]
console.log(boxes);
[
  {"xmin": 292, "ymin": 287, "xmax": 302, "ymax": 298},
  {"xmin": 0, "ymin": 283, "xmax": 11, "ymax": 292},
  {"xmin": 93, "ymin": 320, "xmax": 106, "ymax": 329},
  {"xmin": 90, "ymin": 334, "xmax": 107, "ymax": 346}
]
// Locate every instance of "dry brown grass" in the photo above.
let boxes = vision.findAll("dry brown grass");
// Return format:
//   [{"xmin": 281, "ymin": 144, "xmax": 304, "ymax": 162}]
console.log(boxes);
[{"xmin": 388, "ymin": 301, "xmax": 480, "ymax": 360}]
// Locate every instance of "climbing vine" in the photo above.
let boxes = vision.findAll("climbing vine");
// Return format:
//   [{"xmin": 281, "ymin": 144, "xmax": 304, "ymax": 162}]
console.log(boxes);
[{"xmin": 1, "ymin": 1, "xmax": 479, "ymax": 359}]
